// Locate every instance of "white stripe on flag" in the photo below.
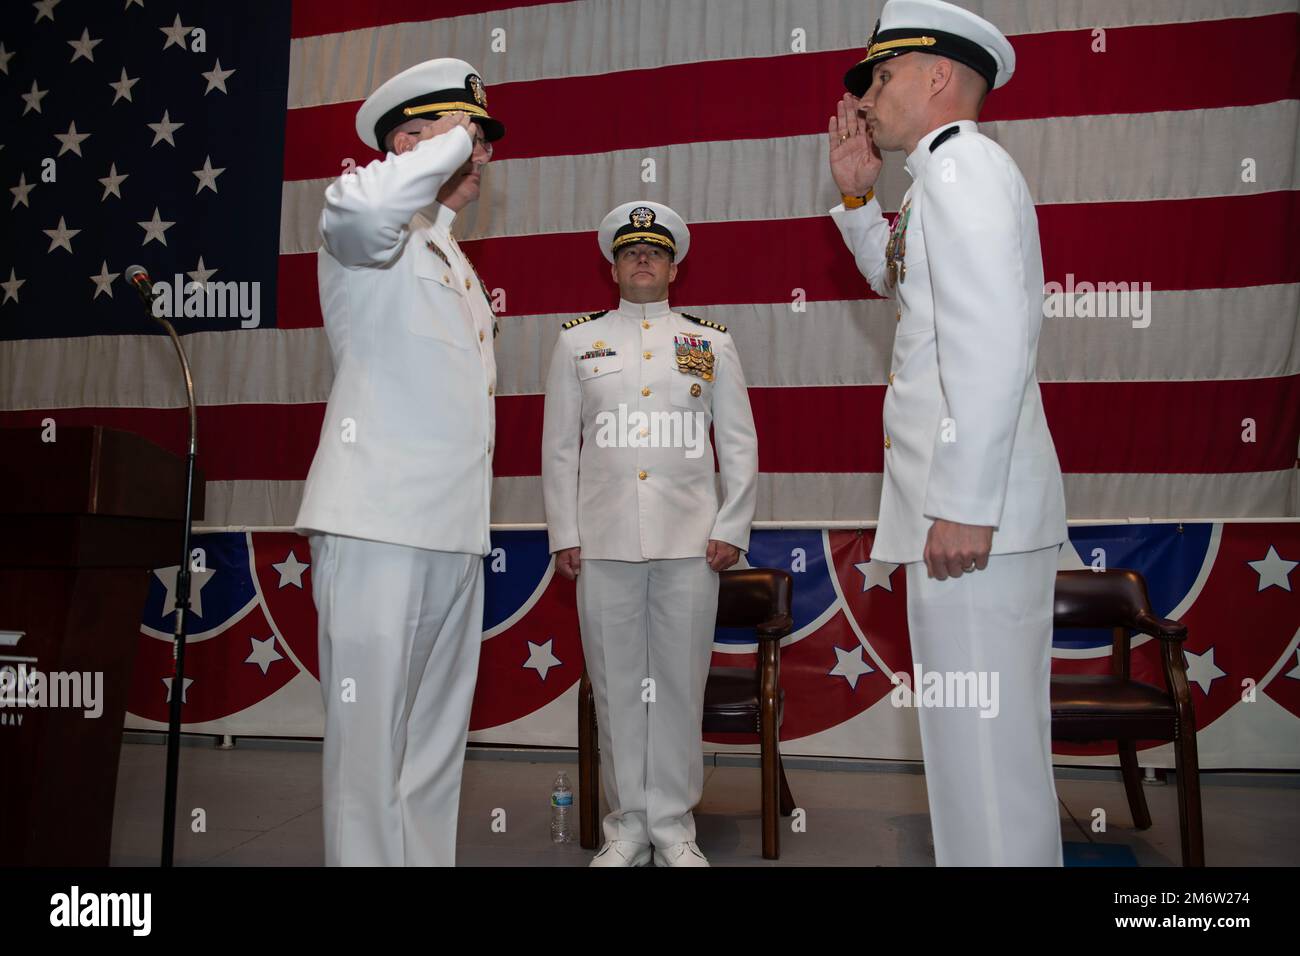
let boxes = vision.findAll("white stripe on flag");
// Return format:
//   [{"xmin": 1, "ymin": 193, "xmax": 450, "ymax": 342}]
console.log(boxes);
[
  {"xmin": 280, "ymin": 102, "xmax": 1300, "ymax": 253},
  {"xmin": 4, "ymin": 285, "xmax": 1298, "ymax": 409},
  {"xmin": 196, "ymin": 470, "xmax": 1300, "ymax": 529},
  {"xmin": 4, "ymin": 285, "xmax": 1298, "ymax": 410}
]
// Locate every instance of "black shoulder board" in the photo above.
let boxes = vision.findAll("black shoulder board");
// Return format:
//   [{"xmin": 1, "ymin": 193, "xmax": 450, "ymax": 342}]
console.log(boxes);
[
  {"xmin": 682, "ymin": 313, "xmax": 728, "ymax": 334},
  {"xmin": 929, "ymin": 125, "xmax": 961, "ymax": 152},
  {"xmin": 561, "ymin": 309, "xmax": 608, "ymax": 330}
]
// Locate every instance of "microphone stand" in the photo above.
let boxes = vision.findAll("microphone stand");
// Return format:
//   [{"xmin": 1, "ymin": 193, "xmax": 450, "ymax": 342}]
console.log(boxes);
[
  {"xmin": 131, "ymin": 276, "xmax": 198, "ymax": 868},
  {"xmin": 159, "ymin": 311, "xmax": 197, "ymax": 868}
]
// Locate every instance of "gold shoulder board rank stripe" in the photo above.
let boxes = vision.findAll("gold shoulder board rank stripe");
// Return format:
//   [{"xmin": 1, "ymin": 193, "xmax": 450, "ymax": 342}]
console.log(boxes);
[
  {"xmin": 685, "ymin": 315, "xmax": 727, "ymax": 332},
  {"xmin": 404, "ymin": 101, "xmax": 490, "ymax": 118},
  {"xmin": 863, "ymin": 35, "xmax": 937, "ymax": 61}
]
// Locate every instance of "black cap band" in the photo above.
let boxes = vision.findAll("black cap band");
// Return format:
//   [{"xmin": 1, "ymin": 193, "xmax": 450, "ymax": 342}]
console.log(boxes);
[
  {"xmin": 612, "ymin": 223, "xmax": 676, "ymax": 257},
  {"xmin": 373, "ymin": 86, "xmax": 506, "ymax": 149},
  {"xmin": 844, "ymin": 27, "xmax": 998, "ymax": 95}
]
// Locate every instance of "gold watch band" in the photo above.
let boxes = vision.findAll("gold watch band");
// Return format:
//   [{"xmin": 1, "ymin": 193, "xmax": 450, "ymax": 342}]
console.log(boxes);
[{"xmin": 842, "ymin": 188, "xmax": 874, "ymax": 209}]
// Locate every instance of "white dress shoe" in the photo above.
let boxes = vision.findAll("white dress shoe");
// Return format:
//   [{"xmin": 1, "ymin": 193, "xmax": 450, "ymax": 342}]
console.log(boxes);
[
  {"xmin": 654, "ymin": 841, "xmax": 710, "ymax": 867},
  {"xmin": 589, "ymin": 840, "xmax": 652, "ymax": 867}
]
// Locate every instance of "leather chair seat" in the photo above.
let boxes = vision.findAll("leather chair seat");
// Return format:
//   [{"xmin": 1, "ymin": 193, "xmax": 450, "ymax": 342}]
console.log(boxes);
[
  {"xmin": 702, "ymin": 666, "xmax": 785, "ymax": 735},
  {"xmin": 1052, "ymin": 674, "xmax": 1177, "ymax": 740}
]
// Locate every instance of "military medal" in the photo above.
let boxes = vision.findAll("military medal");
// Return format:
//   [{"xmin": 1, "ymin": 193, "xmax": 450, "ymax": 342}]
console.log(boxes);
[
  {"xmin": 673, "ymin": 335, "xmax": 714, "ymax": 381},
  {"xmin": 885, "ymin": 198, "xmax": 912, "ymax": 287},
  {"xmin": 426, "ymin": 239, "xmax": 451, "ymax": 268}
]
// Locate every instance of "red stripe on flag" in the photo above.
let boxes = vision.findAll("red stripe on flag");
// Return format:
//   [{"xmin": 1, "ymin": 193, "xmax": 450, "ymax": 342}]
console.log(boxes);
[
  {"xmin": 284, "ymin": 107, "xmax": 382, "ymax": 180},
  {"xmin": 277, "ymin": 253, "xmax": 322, "ymax": 329},
  {"xmin": 1036, "ymin": 191, "xmax": 1300, "ymax": 294},
  {"xmin": 283, "ymin": 14, "xmax": 1300, "ymax": 176},
  {"xmin": 464, "ymin": 191, "xmax": 1299, "ymax": 314},
  {"xmin": 500, "ymin": 377, "xmax": 1300, "ymax": 476},
  {"xmin": 3, "ymin": 376, "xmax": 1294, "ymax": 480},
  {"xmin": 291, "ymin": 0, "xmax": 565, "ymax": 39},
  {"xmin": 1042, "ymin": 377, "xmax": 1300, "ymax": 475},
  {"xmin": 274, "ymin": 190, "xmax": 1300, "ymax": 327},
  {"xmin": 0, "ymin": 406, "xmax": 325, "ymax": 483}
]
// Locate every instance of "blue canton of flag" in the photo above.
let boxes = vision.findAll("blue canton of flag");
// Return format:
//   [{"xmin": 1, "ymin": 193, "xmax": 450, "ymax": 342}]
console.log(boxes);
[{"xmin": 0, "ymin": 0, "xmax": 291, "ymax": 340}]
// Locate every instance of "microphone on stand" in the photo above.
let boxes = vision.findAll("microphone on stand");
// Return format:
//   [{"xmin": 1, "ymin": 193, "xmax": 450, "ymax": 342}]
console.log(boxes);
[
  {"xmin": 124, "ymin": 264, "xmax": 160, "ymax": 313},
  {"xmin": 123, "ymin": 263, "xmax": 198, "ymax": 869}
]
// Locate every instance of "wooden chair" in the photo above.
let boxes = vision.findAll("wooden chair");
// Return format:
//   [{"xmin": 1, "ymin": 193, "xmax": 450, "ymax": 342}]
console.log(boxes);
[
  {"xmin": 1050, "ymin": 568, "xmax": 1205, "ymax": 866},
  {"xmin": 578, "ymin": 568, "xmax": 796, "ymax": 858}
]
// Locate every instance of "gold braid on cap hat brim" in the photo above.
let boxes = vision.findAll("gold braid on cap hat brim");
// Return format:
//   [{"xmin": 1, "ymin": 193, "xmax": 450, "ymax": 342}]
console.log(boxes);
[
  {"xmin": 403, "ymin": 101, "xmax": 490, "ymax": 118},
  {"xmin": 859, "ymin": 34, "xmax": 938, "ymax": 64},
  {"xmin": 612, "ymin": 233, "xmax": 676, "ymax": 254}
]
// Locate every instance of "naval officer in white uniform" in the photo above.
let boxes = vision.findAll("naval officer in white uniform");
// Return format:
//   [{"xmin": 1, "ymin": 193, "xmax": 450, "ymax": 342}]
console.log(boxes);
[
  {"xmin": 827, "ymin": 0, "xmax": 1069, "ymax": 865},
  {"xmin": 541, "ymin": 202, "xmax": 758, "ymax": 867},
  {"xmin": 294, "ymin": 58, "xmax": 505, "ymax": 866}
]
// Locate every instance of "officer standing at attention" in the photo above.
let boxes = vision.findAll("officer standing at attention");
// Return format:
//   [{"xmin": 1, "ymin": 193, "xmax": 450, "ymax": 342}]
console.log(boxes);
[
  {"xmin": 295, "ymin": 58, "xmax": 505, "ymax": 866},
  {"xmin": 827, "ymin": 0, "xmax": 1069, "ymax": 865},
  {"xmin": 541, "ymin": 201, "xmax": 758, "ymax": 867}
]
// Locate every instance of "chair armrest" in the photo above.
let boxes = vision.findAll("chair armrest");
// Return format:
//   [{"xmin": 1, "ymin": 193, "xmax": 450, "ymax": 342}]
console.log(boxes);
[
  {"xmin": 1133, "ymin": 609, "xmax": 1187, "ymax": 642},
  {"xmin": 755, "ymin": 613, "xmax": 793, "ymax": 641}
]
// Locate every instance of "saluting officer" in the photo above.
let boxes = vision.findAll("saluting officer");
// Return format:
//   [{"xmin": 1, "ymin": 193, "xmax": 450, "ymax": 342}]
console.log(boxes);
[
  {"xmin": 295, "ymin": 58, "xmax": 505, "ymax": 866},
  {"xmin": 541, "ymin": 201, "xmax": 758, "ymax": 867},
  {"xmin": 828, "ymin": 0, "xmax": 1069, "ymax": 865}
]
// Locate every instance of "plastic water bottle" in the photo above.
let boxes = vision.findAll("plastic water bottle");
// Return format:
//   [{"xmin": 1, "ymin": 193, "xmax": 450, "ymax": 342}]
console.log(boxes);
[{"xmin": 550, "ymin": 772, "xmax": 573, "ymax": 843}]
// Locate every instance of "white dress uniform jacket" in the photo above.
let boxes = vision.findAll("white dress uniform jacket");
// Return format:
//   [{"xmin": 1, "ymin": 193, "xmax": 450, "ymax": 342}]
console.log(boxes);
[
  {"xmin": 541, "ymin": 299, "xmax": 758, "ymax": 561},
  {"xmin": 295, "ymin": 125, "xmax": 498, "ymax": 555},
  {"xmin": 831, "ymin": 119, "xmax": 1067, "ymax": 564}
]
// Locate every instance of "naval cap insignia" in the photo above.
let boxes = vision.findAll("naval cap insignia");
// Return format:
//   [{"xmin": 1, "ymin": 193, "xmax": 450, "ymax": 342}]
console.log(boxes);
[
  {"xmin": 467, "ymin": 74, "xmax": 486, "ymax": 107},
  {"xmin": 630, "ymin": 206, "xmax": 655, "ymax": 229},
  {"xmin": 864, "ymin": 17, "xmax": 882, "ymax": 57}
]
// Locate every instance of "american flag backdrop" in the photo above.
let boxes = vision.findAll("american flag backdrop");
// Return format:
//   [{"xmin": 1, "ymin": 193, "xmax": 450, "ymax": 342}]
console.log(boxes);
[{"xmin": 1, "ymin": 0, "xmax": 1298, "ymax": 528}]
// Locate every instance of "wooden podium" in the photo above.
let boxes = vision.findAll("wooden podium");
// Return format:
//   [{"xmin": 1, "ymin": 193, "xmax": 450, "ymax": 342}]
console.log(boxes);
[{"xmin": 0, "ymin": 426, "xmax": 203, "ymax": 865}]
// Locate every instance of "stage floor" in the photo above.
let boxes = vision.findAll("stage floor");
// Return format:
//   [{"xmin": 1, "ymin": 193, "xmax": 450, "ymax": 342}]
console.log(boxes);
[{"xmin": 109, "ymin": 736, "xmax": 1300, "ymax": 867}]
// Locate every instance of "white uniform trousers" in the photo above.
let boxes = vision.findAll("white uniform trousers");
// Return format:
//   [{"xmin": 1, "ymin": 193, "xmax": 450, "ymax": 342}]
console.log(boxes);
[
  {"xmin": 309, "ymin": 533, "xmax": 483, "ymax": 866},
  {"xmin": 904, "ymin": 544, "xmax": 1063, "ymax": 866},
  {"xmin": 577, "ymin": 557, "xmax": 719, "ymax": 849}
]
